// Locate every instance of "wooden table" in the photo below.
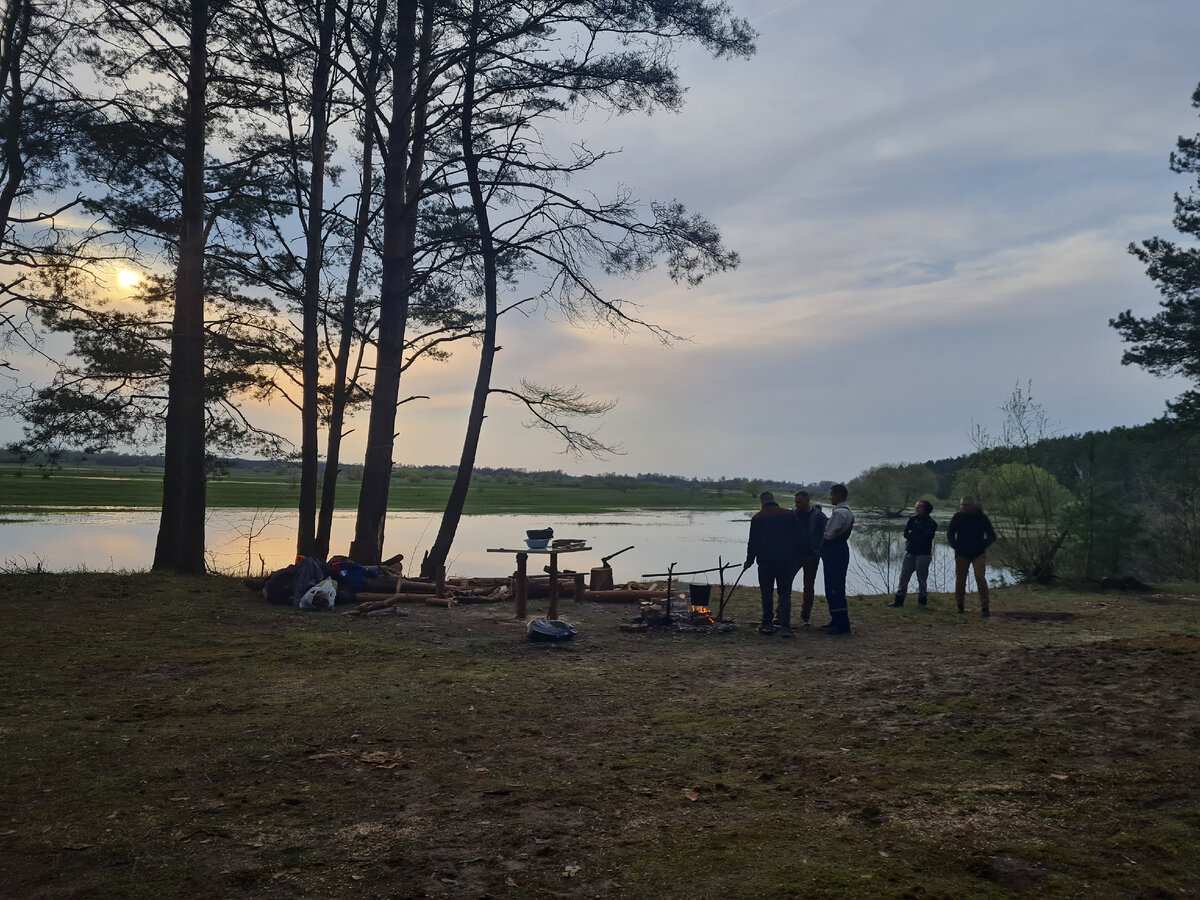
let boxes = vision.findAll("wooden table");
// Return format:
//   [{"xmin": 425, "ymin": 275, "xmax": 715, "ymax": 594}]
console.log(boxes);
[{"xmin": 486, "ymin": 546, "xmax": 592, "ymax": 619}]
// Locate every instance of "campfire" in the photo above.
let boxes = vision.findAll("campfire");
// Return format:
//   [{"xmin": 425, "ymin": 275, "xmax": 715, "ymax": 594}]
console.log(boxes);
[
  {"xmin": 618, "ymin": 558, "xmax": 740, "ymax": 634},
  {"xmin": 620, "ymin": 597, "xmax": 737, "ymax": 635}
]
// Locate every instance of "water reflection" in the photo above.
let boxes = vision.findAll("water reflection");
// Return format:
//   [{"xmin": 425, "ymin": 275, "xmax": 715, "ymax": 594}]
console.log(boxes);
[{"xmin": 0, "ymin": 507, "xmax": 1009, "ymax": 596}]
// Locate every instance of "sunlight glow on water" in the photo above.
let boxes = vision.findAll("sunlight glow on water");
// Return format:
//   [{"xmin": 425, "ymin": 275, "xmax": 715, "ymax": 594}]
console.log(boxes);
[{"xmin": 0, "ymin": 507, "xmax": 1008, "ymax": 595}]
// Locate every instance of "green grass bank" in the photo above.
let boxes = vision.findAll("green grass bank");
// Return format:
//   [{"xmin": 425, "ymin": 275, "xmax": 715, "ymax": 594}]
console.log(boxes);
[{"xmin": 0, "ymin": 465, "xmax": 755, "ymax": 514}]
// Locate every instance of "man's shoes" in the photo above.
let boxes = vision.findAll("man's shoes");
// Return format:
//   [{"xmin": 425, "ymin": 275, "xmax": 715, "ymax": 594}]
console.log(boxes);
[
  {"xmin": 823, "ymin": 623, "xmax": 851, "ymax": 635},
  {"xmin": 889, "ymin": 597, "xmax": 905, "ymax": 608},
  {"xmin": 918, "ymin": 596, "xmax": 928, "ymax": 607},
  {"xmin": 778, "ymin": 626, "xmax": 794, "ymax": 638},
  {"xmin": 981, "ymin": 608, "xmax": 991, "ymax": 618},
  {"xmin": 758, "ymin": 623, "xmax": 775, "ymax": 635},
  {"xmin": 800, "ymin": 619, "xmax": 811, "ymax": 628}
]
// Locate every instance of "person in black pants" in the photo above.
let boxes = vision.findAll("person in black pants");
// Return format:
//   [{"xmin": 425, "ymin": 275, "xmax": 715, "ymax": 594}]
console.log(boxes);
[
  {"xmin": 820, "ymin": 483, "xmax": 855, "ymax": 633},
  {"xmin": 744, "ymin": 491, "xmax": 802, "ymax": 636},
  {"xmin": 790, "ymin": 490, "xmax": 828, "ymax": 627},
  {"xmin": 891, "ymin": 500, "xmax": 938, "ymax": 607}
]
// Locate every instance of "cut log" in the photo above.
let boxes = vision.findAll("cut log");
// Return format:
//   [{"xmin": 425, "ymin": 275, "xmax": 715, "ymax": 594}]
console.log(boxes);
[
  {"xmin": 589, "ymin": 567, "xmax": 615, "ymax": 591},
  {"xmin": 526, "ymin": 578, "xmax": 578, "ymax": 599},
  {"xmin": 398, "ymin": 580, "xmax": 437, "ymax": 594}
]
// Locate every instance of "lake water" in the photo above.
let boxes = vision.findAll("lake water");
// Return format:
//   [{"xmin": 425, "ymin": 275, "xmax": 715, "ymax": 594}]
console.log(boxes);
[{"xmin": 0, "ymin": 507, "xmax": 1008, "ymax": 596}]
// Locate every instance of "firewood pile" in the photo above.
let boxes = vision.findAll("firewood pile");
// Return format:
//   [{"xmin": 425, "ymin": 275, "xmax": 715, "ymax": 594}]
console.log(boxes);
[{"xmin": 341, "ymin": 576, "xmax": 511, "ymax": 617}]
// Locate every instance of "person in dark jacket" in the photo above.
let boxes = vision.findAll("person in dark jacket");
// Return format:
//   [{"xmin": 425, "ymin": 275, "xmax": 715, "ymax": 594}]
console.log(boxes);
[
  {"xmin": 891, "ymin": 500, "xmax": 937, "ymax": 608},
  {"xmin": 947, "ymin": 496, "xmax": 997, "ymax": 617},
  {"xmin": 744, "ymin": 491, "xmax": 802, "ymax": 636},
  {"xmin": 791, "ymin": 490, "xmax": 828, "ymax": 627}
]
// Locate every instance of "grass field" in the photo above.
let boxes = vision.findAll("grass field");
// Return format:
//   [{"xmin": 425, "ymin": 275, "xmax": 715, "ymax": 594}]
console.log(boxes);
[
  {"xmin": 0, "ymin": 465, "xmax": 753, "ymax": 514},
  {"xmin": 1, "ymin": 575, "xmax": 1198, "ymax": 897}
]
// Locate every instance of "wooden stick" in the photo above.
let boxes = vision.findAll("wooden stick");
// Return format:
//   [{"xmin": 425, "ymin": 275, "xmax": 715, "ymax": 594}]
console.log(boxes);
[
  {"xmin": 641, "ymin": 563, "xmax": 740, "ymax": 578},
  {"xmin": 547, "ymin": 551, "xmax": 560, "ymax": 620},
  {"xmin": 581, "ymin": 589, "xmax": 669, "ymax": 602},
  {"xmin": 515, "ymin": 552, "xmax": 528, "ymax": 618}
]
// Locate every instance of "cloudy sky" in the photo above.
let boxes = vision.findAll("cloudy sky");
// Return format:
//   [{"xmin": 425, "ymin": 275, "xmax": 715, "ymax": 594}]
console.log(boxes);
[
  {"xmin": 378, "ymin": 0, "xmax": 1199, "ymax": 484},
  {"xmin": 10, "ymin": 0, "xmax": 1198, "ymax": 486}
]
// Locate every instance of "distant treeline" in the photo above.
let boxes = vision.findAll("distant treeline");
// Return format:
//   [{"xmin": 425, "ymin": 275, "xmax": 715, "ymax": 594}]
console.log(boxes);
[
  {"xmin": 0, "ymin": 448, "xmax": 824, "ymax": 497},
  {"xmin": 919, "ymin": 418, "xmax": 1200, "ymax": 584}
]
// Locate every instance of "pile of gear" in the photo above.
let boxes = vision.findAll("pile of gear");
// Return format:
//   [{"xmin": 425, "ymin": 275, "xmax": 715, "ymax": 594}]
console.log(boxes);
[{"xmin": 256, "ymin": 556, "xmax": 401, "ymax": 611}]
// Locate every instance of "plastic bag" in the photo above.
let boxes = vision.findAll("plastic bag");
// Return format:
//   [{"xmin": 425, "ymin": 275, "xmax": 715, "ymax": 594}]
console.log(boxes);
[
  {"xmin": 527, "ymin": 618, "xmax": 577, "ymax": 642},
  {"xmin": 298, "ymin": 577, "xmax": 337, "ymax": 611}
]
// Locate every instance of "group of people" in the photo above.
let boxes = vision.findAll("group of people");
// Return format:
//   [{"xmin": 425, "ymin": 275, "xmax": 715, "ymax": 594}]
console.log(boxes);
[{"xmin": 743, "ymin": 486, "xmax": 998, "ymax": 636}]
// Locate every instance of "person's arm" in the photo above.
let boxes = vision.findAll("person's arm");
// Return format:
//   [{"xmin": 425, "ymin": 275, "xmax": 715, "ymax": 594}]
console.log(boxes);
[
  {"xmin": 824, "ymin": 507, "xmax": 849, "ymax": 540},
  {"xmin": 982, "ymin": 515, "xmax": 997, "ymax": 550},
  {"xmin": 745, "ymin": 518, "xmax": 758, "ymax": 568},
  {"xmin": 947, "ymin": 514, "xmax": 959, "ymax": 550}
]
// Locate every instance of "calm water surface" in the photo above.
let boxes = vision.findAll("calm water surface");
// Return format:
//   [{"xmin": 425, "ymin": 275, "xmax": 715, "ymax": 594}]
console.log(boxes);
[{"xmin": 0, "ymin": 507, "xmax": 1006, "ymax": 595}]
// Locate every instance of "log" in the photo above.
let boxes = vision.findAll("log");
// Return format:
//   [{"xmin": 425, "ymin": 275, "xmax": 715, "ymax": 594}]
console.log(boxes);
[
  {"xmin": 450, "ymin": 576, "xmax": 509, "ymax": 588},
  {"xmin": 398, "ymin": 580, "xmax": 437, "ymax": 594},
  {"xmin": 355, "ymin": 592, "xmax": 453, "ymax": 604},
  {"xmin": 526, "ymin": 577, "xmax": 578, "ymax": 599},
  {"xmin": 354, "ymin": 592, "xmax": 402, "ymax": 603},
  {"xmin": 581, "ymin": 589, "xmax": 669, "ymax": 603},
  {"xmin": 589, "ymin": 567, "xmax": 615, "ymax": 591}
]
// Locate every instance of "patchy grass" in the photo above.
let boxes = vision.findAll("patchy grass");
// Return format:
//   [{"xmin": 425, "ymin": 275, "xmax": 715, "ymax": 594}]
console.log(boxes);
[{"xmin": 1, "ymin": 576, "xmax": 1198, "ymax": 897}]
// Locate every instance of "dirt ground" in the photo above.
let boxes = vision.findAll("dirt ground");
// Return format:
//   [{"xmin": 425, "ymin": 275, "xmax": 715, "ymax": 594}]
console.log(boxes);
[{"xmin": 1, "ymin": 573, "xmax": 1199, "ymax": 898}]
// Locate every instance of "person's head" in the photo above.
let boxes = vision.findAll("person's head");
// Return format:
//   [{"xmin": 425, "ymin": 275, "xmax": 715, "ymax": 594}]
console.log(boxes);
[
  {"xmin": 960, "ymin": 496, "xmax": 980, "ymax": 513},
  {"xmin": 794, "ymin": 490, "xmax": 811, "ymax": 513},
  {"xmin": 829, "ymin": 483, "xmax": 848, "ymax": 505},
  {"xmin": 759, "ymin": 490, "xmax": 775, "ymax": 507},
  {"xmin": 915, "ymin": 500, "xmax": 932, "ymax": 516}
]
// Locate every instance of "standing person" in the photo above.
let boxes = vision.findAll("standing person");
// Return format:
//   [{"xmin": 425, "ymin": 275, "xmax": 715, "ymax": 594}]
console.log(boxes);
[
  {"xmin": 891, "ymin": 500, "xmax": 938, "ymax": 608},
  {"xmin": 947, "ymin": 496, "xmax": 997, "ymax": 617},
  {"xmin": 820, "ymin": 483, "xmax": 854, "ymax": 633},
  {"xmin": 744, "ymin": 491, "xmax": 802, "ymax": 636},
  {"xmin": 791, "ymin": 491, "xmax": 828, "ymax": 628}
]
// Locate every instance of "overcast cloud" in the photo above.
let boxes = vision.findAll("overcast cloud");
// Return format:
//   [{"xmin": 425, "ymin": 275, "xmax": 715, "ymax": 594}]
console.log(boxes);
[
  {"xmin": 11, "ymin": 0, "xmax": 1199, "ymax": 485},
  {"xmin": 374, "ymin": 0, "xmax": 1198, "ymax": 483}
]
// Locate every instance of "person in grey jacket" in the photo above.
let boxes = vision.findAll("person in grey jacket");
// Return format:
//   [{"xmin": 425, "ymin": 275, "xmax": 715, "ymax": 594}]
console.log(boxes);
[
  {"xmin": 790, "ymin": 491, "xmax": 828, "ymax": 627},
  {"xmin": 891, "ymin": 500, "xmax": 937, "ymax": 608}
]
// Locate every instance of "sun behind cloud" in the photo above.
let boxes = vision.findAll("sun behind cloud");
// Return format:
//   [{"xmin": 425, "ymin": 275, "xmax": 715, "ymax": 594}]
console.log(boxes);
[{"xmin": 117, "ymin": 269, "xmax": 139, "ymax": 289}]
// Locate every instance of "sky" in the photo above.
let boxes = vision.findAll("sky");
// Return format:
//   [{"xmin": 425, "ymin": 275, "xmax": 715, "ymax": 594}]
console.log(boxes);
[
  {"xmin": 374, "ymin": 0, "xmax": 1199, "ymax": 484},
  {"xmin": 7, "ymin": 0, "xmax": 1200, "ymax": 485}
]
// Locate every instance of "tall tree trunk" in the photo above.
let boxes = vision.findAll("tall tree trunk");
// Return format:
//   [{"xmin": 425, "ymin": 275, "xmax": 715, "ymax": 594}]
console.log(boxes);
[
  {"xmin": 314, "ymin": 0, "xmax": 385, "ymax": 560},
  {"xmin": 153, "ymin": 0, "xmax": 208, "ymax": 573},
  {"xmin": 0, "ymin": 0, "xmax": 30, "ymax": 236},
  {"xmin": 349, "ymin": 0, "xmax": 430, "ymax": 564},
  {"xmin": 421, "ymin": 0, "xmax": 497, "ymax": 579},
  {"xmin": 296, "ymin": 0, "xmax": 338, "ymax": 558}
]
